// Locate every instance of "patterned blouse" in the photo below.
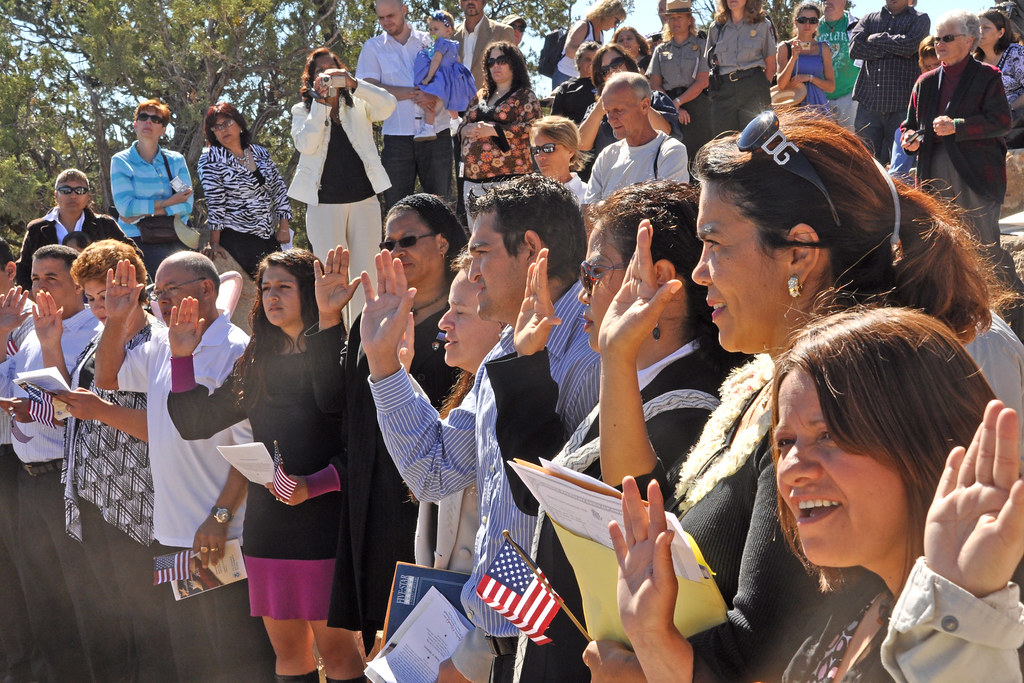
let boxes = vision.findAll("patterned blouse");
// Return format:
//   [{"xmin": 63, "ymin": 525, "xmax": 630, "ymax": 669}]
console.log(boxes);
[
  {"xmin": 197, "ymin": 143, "xmax": 292, "ymax": 239},
  {"xmin": 459, "ymin": 87, "xmax": 541, "ymax": 181},
  {"xmin": 999, "ymin": 43, "xmax": 1024, "ymax": 117},
  {"xmin": 63, "ymin": 322, "xmax": 157, "ymax": 546}
]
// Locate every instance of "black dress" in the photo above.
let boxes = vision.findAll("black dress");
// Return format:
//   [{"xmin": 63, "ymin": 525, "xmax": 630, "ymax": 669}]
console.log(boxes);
[
  {"xmin": 324, "ymin": 309, "xmax": 459, "ymax": 647},
  {"xmin": 167, "ymin": 334, "xmax": 343, "ymax": 620}
]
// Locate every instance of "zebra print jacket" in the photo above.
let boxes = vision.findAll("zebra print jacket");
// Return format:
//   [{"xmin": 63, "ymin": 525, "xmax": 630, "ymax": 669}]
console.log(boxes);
[{"xmin": 197, "ymin": 143, "xmax": 292, "ymax": 238}]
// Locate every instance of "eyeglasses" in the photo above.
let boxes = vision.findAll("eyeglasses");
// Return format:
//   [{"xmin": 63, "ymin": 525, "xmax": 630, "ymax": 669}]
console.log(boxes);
[
  {"xmin": 579, "ymin": 259, "xmax": 629, "ymax": 295},
  {"xmin": 136, "ymin": 112, "xmax": 166, "ymax": 125},
  {"xmin": 531, "ymin": 143, "xmax": 557, "ymax": 155},
  {"xmin": 212, "ymin": 119, "xmax": 237, "ymax": 132},
  {"xmin": 486, "ymin": 55, "xmax": 510, "ymax": 68},
  {"xmin": 933, "ymin": 33, "xmax": 965, "ymax": 43},
  {"xmin": 56, "ymin": 186, "xmax": 89, "ymax": 195},
  {"xmin": 795, "ymin": 16, "xmax": 820, "ymax": 24},
  {"xmin": 737, "ymin": 111, "xmax": 841, "ymax": 227},
  {"xmin": 599, "ymin": 56, "xmax": 628, "ymax": 75},
  {"xmin": 148, "ymin": 278, "xmax": 204, "ymax": 302},
  {"xmin": 379, "ymin": 232, "xmax": 437, "ymax": 251}
]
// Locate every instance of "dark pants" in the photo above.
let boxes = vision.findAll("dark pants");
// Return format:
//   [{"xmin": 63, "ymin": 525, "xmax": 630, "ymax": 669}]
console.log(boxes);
[
  {"xmin": 0, "ymin": 447, "xmax": 38, "ymax": 683},
  {"xmin": 709, "ymin": 72, "xmax": 771, "ymax": 136},
  {"xmin": 854, "ymin": 107, "xmax": 905, "ymax": 165},
  {"xmin": 219, "ymin": 229, "xmax": 281, "ymax": 279},
  {"xmin": 151, "ymin": 542, "xmax": 276, "ymax": 683},
  {"xmin": 138, "ymin": 239, "xmax": 190, "ymax": 280},
  {"xmin": 676, "ymin": 91, "xmax": 713, "ymax": 170},
  {"xmin": 381, "ymin": 131, "xmax": 453, "ymax": 210},
  {"xmin": 16, "ymin": 465, "xmax": 88, "ymax": 682}
]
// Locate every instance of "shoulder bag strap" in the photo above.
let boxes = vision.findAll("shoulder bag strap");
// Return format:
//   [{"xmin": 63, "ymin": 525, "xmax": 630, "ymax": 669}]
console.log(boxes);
[{"xmin": 653, "ymin": 136, "xmax": 667, "ymax": 179}]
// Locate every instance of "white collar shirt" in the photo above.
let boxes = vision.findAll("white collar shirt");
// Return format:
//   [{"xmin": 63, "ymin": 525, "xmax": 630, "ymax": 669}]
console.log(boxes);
[{"xmin": 43, "ymin": 206, "xmax": 85, "ymax": 244}]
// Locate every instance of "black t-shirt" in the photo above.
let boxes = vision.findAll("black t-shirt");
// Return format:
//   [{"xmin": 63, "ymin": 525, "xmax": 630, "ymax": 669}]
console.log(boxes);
[{"xmin": 318, "ymin": 120, "xmax": 375, "ymax": 204}]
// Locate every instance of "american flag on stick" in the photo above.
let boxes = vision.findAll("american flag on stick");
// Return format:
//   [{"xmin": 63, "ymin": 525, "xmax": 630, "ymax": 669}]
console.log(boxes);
[
  {"xmin": 153, "ymin": 549, "xmax": 192, "ymax": 585},
  {"xmin": 272, "ymin": 440, "xmax": 298, "ymax": 502},
  {"xmin": 21, "ymin": 384, "xmax": 59, "ymax": 428},
  {"xmin": 6, "ymin": 336, "xmax": 17, "ymax": 357},
  {"xmin": 476, "ymin": 534, "xmax": 562, "ymax": 645}
]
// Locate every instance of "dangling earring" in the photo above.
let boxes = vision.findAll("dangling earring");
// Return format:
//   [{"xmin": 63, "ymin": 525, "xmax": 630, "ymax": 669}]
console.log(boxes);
[
  {"xmin": 652, "ymin": 324, "xmax": 661, "ymax": 341},
  {"xmin": 787, "ymin": 275, "xmax": 802, "ymax": 299}
]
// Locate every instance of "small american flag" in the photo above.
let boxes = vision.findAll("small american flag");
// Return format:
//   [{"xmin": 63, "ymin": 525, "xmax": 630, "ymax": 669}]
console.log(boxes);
[
  {"xmin": 6, "ymin": 336, "xmax": 17, "ymax": 356},
  {"xmin": 476, "ymin": 538, "xmax": 560, "ymax": 645},
  {"xmin": 22, "ymin": 384, "xmax": 58, "ymax": 428},
  {"xmin": 272, "ymin": 441, "xmax": 298, "ymax": 502},
  {"xmin": 153, "ymin": 549, "xmax": 192, "ymax": 585}
]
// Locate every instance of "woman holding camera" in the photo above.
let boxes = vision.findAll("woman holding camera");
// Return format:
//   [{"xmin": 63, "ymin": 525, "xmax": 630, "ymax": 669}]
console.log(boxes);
[
  {"xmin": 288, "ymin": 47, "xmax": 396, "ymax": 322},
  {"xmin": 775, "ymin": 2, "xmax": 835, "ymax": 110},
  {"xmin": 110, "ymin": 98, "xmax": 194, "ymax": 276},
  {"xmin": 198, "ymin": 103, "xmax": 292, "ymax": 278}
]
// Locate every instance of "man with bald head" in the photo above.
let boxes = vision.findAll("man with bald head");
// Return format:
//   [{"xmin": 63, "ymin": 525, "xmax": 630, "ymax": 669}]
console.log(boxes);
[
  {"xmin": 94, "ymin": 250, "xmax": 275, "ymax": 681},
  {"xmin": 357, "ymin": 0, "xmax": 454, "ymax": 209},
  {"xmin": 582, "ymin": 72, "xmax": 689, "ymax": 204}
]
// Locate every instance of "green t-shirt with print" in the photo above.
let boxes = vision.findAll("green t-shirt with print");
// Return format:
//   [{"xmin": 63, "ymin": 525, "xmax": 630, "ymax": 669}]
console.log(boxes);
[{"xmin": 819, "ymin": 13, "xmax": 860, "ymax": 99}]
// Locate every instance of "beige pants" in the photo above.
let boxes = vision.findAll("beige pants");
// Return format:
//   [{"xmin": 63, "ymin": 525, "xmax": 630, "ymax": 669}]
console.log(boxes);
[{"xmin": 306, "ymin": 196, "xmax": 383, "ymax": 324}]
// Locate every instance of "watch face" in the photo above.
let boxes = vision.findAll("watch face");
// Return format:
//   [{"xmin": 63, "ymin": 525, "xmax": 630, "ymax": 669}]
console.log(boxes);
[{"xmin": 212, "ymin": 507, "xmax": 231, "ymax": 523}]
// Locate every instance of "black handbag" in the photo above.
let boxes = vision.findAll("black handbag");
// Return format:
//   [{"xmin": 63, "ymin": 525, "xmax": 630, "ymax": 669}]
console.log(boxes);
[{"xmin": 137, "ymin": 153, "xmax": 182, "ymax": 244}]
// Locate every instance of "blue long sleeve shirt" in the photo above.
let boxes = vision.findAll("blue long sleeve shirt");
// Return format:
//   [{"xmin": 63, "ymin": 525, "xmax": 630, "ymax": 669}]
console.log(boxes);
[{"xmin": 110, "ymin": 142, "xmax": 193, "ymax": 238}]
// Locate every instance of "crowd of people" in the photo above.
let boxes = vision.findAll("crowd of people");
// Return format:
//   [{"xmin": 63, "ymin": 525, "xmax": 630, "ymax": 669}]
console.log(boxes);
[{"xmin": 4, "ymin": 0, "xmax": 1024, "ymax": 682}]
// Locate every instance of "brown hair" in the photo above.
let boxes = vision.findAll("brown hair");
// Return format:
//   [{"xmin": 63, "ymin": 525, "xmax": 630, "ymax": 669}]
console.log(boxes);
[
  {"xmin": 612, "ymin": 26, "xmax": 651, "ymax": 57},
  {"xmin": 135, "ymin": 99, "xmax": 170, "ymax": 125},
  {"xmin": 300, "ymin": 47, "xmax": 353, "ymax": 108},
  {"xmin": 772, "ymin": 307, "xmax": 994, "ymax": 590},
  {"xmin": 591, "ymin": 43, "xmax": 639, "ymax": 94},
  {"xmin": 714, "ymin": 0, "xmax": 766, "ymax": 25},
  {"xmin": 919, "ymin": 34, "xmax": 938, "ymax": 70},
  {"xmin": 439, "ymin": 248, "xmax": 477, "ymax": 418},
  {"xmin": 71, "ymin": 239, "xmax": 148, "ymax": 303},
  {"xmin": 480, "ymin": 41, "xmax": 531, "ymax": 100},
  {"xmin": 531, "ymin": 115, "xmax": 589, "ymax": 172},
  {"xmin": 692, "ymin": 108, "xmax": 1003, "ymax": 342},
  {"xmin": 204, "ymin": 102, "xmax": 252, "ymax": 148},
  {"xmin": 586, "ymin": 0, "xmax": 627, "ymax": 25}
]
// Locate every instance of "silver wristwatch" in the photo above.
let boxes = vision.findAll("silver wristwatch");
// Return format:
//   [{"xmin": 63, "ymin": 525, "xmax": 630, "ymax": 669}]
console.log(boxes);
[{"xmin": 210, "ymin": 506, "xmax": 233, "ymax": 524}]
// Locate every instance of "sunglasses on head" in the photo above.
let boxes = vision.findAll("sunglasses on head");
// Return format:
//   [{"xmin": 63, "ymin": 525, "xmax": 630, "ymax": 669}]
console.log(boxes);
[
  {"xmin": 531, "ymin": 143, "xmax": 557, "ymax": 155},
  {"xmin": 795, "ymin": 15, "xmax": 819, "ymax": 23},
  {"xmin": 56, "ymin": 186, "xmax": 89, "ymax": 195},
  {"xmin": 579, "ymin": 259, "xmax": 629, "ymax": 295},
  {"xmin": 933, "ymin": 33, "xmax": 964, "ymax": 42},
  {"xmin": 599, "ymin": 56, "xmax": 628, "ymax": 75},
  {"xmin": 737, "ymin": 111, "xmax": 841, "ymax": 227},
  {"xmin": 379, "ymin": 232, "xmax": 437, "ymax": 251},
  {"xmin": 136, "ymin": 112, "xmax": 166, "ymax": 125},
  {"xmin": 486, "ymin": 54, "xmax": 510, "ymax": 68}
]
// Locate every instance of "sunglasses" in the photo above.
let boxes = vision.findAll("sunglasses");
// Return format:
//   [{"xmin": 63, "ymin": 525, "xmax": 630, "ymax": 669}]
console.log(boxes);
[
  {"xmin": 795, "ymin": 15, "xmax": 819, "ymax": 23},
  {"xmin": 737, "ymin": 111, "xmax": 841, "ymax": 227},
  {"xmin": 579, "ymin": 259, "xmax": 629, "ymax": 295},
  {"xmin": 933, "ymin": 33, "xmax": 965, "ymax": 42},
  {"xmin": 379, "ymin": 232, "xmax": 437, "ymax": 251},
  {"xmin": 486, "ymin": 55, "xmax": 510, "ymax": 68},
  {"xmin": 599, "ymin": 56, "xmax": 628, "ymax": 75},
  {"xmin": 212, "ymin": 119, "xmax": 237, "ymax": 132},
  {"xmin": 531, "ymin": 143, "xmax": 557, "ymax": 155},
  {"xmin": 56, "ymin": 186, "xmax": 89, "ymax": 195},
  {"xmin": 136, "ymin": 112, "xmax": 166, "ymax": 125}
]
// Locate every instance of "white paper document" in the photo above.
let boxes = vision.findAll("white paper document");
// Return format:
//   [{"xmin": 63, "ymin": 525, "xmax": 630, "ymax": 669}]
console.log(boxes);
[
  {"xmin": 216, "ymin": 443, "xmax": 275, "ymax": 485},
  {"xmin": 15, "ymin": 367, "xmax": 71, "ymax": 394},
  {"xmin": 508, "ymin": 460, "xmax": 704, "ymax": 583},
  {"xmin": 365, "ymin": 586, "xmax": 472, "ymax": 683}
]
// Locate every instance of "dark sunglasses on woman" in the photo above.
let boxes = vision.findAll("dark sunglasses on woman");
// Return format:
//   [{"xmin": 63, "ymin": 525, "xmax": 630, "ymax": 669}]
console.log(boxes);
[
  {"xmin": 56, "ymin": 186, "xmax": 90, "ymax": 196},
  {"xmin": 599, "ymin": 56, "xmax": 627, "ymax": 75},
  {"xmin": 379, "ymin": 232, "xmax": 437, "ymax": 251},
  {"xmin": 579, "ymin": 259, "xmax": 629, "ymax": 295},
  {"xmin": 795, "ymin": 16, "xmax": 819, "ymax": 24},
  {"xmin": 136, "ymin": 112, "xmax": 166, "ymax": 124},
  {"xmin": 531, "ymin": 143, "xmax": 557, "ymax": 155},
  {"xmin": 486, "ymin": 55, "xmax": 511, "ymax": 68}
]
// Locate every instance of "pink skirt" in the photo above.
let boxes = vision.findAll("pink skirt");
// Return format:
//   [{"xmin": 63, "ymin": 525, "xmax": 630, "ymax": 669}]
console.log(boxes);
[{"xmin": 246, "ymin": 556, "xmax": 335, "ymax": 621}]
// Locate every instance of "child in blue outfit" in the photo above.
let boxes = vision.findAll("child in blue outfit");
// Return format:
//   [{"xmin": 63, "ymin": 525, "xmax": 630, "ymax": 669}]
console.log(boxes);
[{"xmin": 413, "ymin": 10, "xmax": 476, "ymax": 139}]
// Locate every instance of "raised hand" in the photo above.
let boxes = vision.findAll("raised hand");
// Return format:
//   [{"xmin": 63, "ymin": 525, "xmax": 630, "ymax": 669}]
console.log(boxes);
[
  {"xmin": 314, "ymin": 245, "xmax": 360, "ymax": 328},
  {"xmin": 167, "ymin": 297, "xmax": 205, "ymax": 359},
  {"xmin": 359, "ymin": 250, "xmax": 416, "ymax": 381},
  {"xmin": 514, "ymin": 248, "xmax": 561, "ymax": 357},
  {"xmin": 925, "ymin": 400, "xmax": 1024, "ymax": 598},
  {"xmin": 598, "ymin": 220, "xmax": 682, "ymax": 360},
  {"xmin": 105, "ymin": 260, "xmax": 144, "ymax": 329},
  {"xmin": 0, "ymin": 287, "xmax": 30, "ymax": 339},
  {"xmin": 32, "ymin": 290, "xmax": 64, "ymax": 350}
]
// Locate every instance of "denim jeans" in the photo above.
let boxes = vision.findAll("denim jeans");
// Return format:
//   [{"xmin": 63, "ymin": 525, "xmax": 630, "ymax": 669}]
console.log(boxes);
[
  {"xmin": 381, "ymin": 130, "xmax": 453, "ymax": 210},
  {"xmin": 854, "ymin": 107, "xmax": 905, "ymax": 165}
]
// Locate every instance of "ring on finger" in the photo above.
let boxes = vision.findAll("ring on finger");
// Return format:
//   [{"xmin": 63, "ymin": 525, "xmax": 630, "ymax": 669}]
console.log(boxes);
[{"xmin": 200, "ymin": 546, "xmax": 209, "ymax": 553}]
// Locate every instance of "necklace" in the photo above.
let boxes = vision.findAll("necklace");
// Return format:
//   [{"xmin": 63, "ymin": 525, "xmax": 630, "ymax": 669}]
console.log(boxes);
[{"xmin": 412, "ymin": 291, "xmax": 446, "ymax": 317}]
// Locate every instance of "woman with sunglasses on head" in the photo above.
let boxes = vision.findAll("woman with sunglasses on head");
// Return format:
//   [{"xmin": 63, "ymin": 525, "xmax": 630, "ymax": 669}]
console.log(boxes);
[
  {"xmin": 585, "ymin": 107, "xmax": 1024, "ymax": 683},
  {"xmin": 552, "ymin": 0, "xmax": 628, "ymax": 88},
  {"xmin": 110, "ymin": 99, "xmax": 194, "ymax": 276},
  {"xmin": 288, "ymin": 47, "xmax": 396, "ymax": 324},
  {"xmin": 704, "ymin": 0, "xmax": 777, "ymax": 135},
  {"xmin": 459, "ymin": 41, "xmax": 540, "ymax": 231},
  {"xmin": 775, "ymin": 2, "xmax": 835, "ymax": 110},
  {"xmin": 613, "ymin": 306, "xmax": 1024, "ymax": 683},
  {"xmin": 976, "ymin": 8, "xmax": 1024, "ymax": 125},
  {"xmin": 486, "ymin": 181, "xmax": 741, "ymax": 683},
  {"xmin": 578, "ymin": 44, "xmax": 680, "ymax": 173},
  {"xmin": 308, "ymin": 194, "xmax": 465, "ymax": 656},
  {"xmin": 18, "ymin": 169, "xmax": 139, "ymax": 290},
  {"xmin": 197, "ymin": 102, "xmax": 292, "ymax": 279},
  {"xmin": 901, "ymin": 9, "xmax": 1024, "ymax": 337},
  {"xmin": 529, "ymin": 115, "xmax": 589, "ymax": 203}
]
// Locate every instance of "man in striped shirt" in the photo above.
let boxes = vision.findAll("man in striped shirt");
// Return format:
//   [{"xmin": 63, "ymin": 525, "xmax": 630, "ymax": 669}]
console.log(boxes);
[{"xmin": 363, "ymin": 175, "xmax": 599, "ymax": 683}]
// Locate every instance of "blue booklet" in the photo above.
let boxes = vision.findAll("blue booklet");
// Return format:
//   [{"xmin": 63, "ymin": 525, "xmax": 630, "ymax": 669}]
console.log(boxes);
[{"xmin": 383, "ymin": 563, "xmax": 471, "ymax": 642}]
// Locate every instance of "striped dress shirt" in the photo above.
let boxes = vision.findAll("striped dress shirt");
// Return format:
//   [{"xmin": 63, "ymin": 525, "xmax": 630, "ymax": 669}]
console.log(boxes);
[
  {"xmin": 110, "ymin": 142, "xmax": 193, "ymax": 238},
  {"xmin": 370, "ymin": 283, "xmax": 600, "ymax": 637}
]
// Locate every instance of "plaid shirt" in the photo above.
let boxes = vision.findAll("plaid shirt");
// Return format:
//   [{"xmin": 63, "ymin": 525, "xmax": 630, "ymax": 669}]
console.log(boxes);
[
  {"xmin": 850, "ymin": 6, "xmax": 930, "ymax": 112},
  {"xmin": 902, "ymin": 57, "xmax": 1011, "ymax": 202}
]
